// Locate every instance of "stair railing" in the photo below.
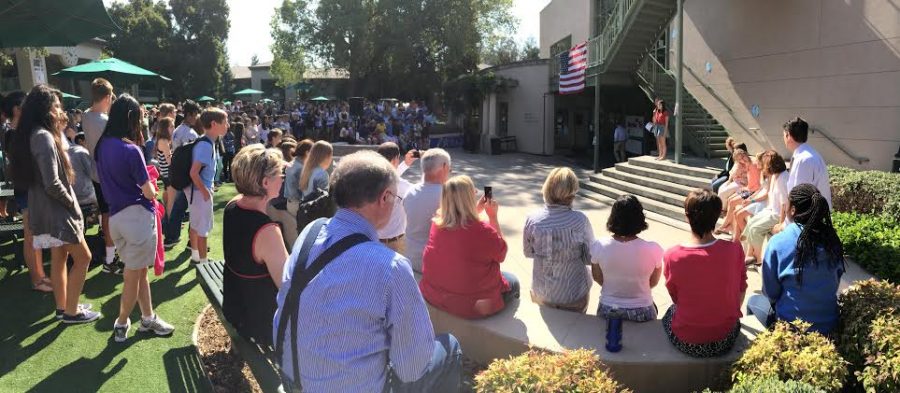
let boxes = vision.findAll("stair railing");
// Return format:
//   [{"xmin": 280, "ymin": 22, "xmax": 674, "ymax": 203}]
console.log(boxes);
[{"xmin": 588, "ymin": 0, "xmax": 640, "ymax": 71}]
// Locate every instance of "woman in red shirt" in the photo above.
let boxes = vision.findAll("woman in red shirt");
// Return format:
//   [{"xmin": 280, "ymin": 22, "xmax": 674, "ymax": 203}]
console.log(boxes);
[
  {"xmin": 652, "ymin": 99, "xmax": 669, "ymax": 161},
  {"xmin": 419, "ymin": 175, "xmax": 519, "ymax": 319},
  {"xmin": 663, "ymin": 189, "xmax": 747, "ymax": 357}
]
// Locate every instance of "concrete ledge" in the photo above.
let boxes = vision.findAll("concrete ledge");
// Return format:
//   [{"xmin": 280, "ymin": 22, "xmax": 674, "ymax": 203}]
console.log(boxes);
[
  {"xmin": 428, "ymin": 298, "xmax": 760, "ymax": 393},
  {"xmin": 331, "ymin": 144, "xmax": 379, "ymax": 157}
]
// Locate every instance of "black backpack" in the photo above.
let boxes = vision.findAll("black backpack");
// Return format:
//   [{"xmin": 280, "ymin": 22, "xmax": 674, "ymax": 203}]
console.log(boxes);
[{"xmin": 168, "ymin": 137, "xmax": 212, "ymax": 190}]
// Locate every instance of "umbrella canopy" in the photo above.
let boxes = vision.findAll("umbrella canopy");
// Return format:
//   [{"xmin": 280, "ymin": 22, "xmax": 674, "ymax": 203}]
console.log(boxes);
[
  {"xmin": 234, "ymin": 88, "xmax": 264, "ymax": 96},
  {"xmin": 196, "ymin": 96, "xmax": 215, "ymax": 102},
  {"xmin": 61, "ymin": 92, "xmax": 81, "ymax": 99},
  {"xmin": 310, "ymin": 96, "xmax": 330, "ymax": 101},
  {"xmin": 0, "ymin": 0, "xmax": 119, "ymax": 48},
  {"xmin": 53, "ymin": 58, "xmax": 171, "ymax": 84}
]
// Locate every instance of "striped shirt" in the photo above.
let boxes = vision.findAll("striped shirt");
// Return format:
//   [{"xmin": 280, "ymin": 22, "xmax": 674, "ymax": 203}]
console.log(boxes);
[
  {"xmin": 274, "ymin": 209, "xmax": 436, "ymax": 392},
  {"xmin": 523, "ymin": 205, "xmax": 595, "ymax": 305}
]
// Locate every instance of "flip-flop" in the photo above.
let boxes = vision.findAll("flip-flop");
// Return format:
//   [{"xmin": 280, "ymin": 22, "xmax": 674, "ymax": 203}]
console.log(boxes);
[{"xmin": 32, "ymin": 281, "xmax": 53, "ymax": 293}]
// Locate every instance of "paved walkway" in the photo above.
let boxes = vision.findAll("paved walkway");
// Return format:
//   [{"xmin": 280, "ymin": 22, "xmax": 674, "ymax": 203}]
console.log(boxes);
[{"xmin": 400, "ymin": 149, "xmax": 871, "ymax": 318}]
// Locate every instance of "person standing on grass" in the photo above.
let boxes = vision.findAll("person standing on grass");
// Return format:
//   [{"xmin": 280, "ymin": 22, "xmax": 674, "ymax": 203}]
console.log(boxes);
[
  {"xmin": 82, "ymin": 78, "xmax": 124, "ymax": 274},
  {"xmin": 187, "ymin": 108, "xmax": 228, "ymax": 264},
  {"xmin": 95, "ymin": 94, "xmax": 174, "ymax": 342},
  {"xmin": 9, "ymin": 85, "xmax": 98, "ymax": 323},
  {"xmin": 3, "ymin": 91, "xmax": 51, "ymax": 292},
  {"xmin": 163, "ymin": 100, "xmax": 200, "ymax": 249}
]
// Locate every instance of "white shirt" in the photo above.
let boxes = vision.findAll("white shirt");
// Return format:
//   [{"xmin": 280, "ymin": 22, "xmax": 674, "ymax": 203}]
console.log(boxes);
[
  {"xmin": 172, "ymin": 123, "xmax": 198, "ymax": 149},
  {"xmin": 402, "ymin": 182, "xmax": 443, "ymax": 272},
  {"xmin": 787, "ymin": 143, "xmax": 832, "ymax": 209},
  {"xmin": 377, "ymin": 162, "xmax": 412, "ymax": 240},
  {"xmin": 767, "ymin": 171, "xmax": 789, "ymax": 215},
  {"xmin": 590, "ymin": 237, "xmax": 663, "ymax": 309}
]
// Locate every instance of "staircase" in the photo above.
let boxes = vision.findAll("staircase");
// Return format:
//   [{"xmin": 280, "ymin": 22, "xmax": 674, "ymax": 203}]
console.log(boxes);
[
  {"xmin": 636, "ymin": 55, "xmax": 732, "ymax": 159},
  {"xmin": 579, "ymin": 156, "xmax": 721, "ymax": 231}
]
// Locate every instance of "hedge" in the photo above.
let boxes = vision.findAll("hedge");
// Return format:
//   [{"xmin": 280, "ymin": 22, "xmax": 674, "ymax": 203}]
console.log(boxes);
[
  {"xmin": 828, "ymin": 165, "xmax": 900, "ymax": 223},
  {"xmin": 475, "ymin": 349, "xmax": 631, "ymax": 393},
  {"xmin": 832, "ymin": 212, "xmax": 900, "ymax": 283}
]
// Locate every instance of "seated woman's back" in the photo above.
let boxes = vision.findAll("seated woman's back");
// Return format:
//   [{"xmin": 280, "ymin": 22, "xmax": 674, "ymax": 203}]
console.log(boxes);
[{"xmin": 222, "ymin": 199, "xmax": 279, "ymax": 347}]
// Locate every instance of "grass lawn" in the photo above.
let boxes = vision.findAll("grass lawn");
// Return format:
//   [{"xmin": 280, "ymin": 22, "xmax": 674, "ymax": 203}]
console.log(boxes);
[{"xmin": 0, "ymin": 185, "xmax": 238, "ymax": 392}]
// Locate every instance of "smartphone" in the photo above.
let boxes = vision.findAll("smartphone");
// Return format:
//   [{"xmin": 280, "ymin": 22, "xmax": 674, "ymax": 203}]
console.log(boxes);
[{"xmin": 484, "ymin": 186, "xmax": 492, "ymax": 200}]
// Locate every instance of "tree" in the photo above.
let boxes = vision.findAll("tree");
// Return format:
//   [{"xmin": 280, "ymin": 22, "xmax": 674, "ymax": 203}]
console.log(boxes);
[{"xmin": 270, "ymin": 0, "xmax": 516, "ymax": 100}]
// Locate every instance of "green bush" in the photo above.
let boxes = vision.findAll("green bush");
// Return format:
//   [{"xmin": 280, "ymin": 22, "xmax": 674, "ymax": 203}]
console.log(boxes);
[
  {"xmin": 728, "ymin": 377, "xmax": 823, "ymax": 393},
  {"xmin": 832, "ymin": 212, "xmax": 900, "ymax": 283},
  {"xmin": 732, "ymin": 320, "xmax": 847, "ymax": 392},
  {"xmin": 858, "ymin": 315, "xmax": 900, "ymax": 392},
  {"xmin": 475, "ymin": 349, "xmax": 631, "ymax": 393},
  {"xmin": 828, "ymin": 165, "xmax": 900, "ymax": 223},
  {"xmin": 837, "ymin": 279, "xmax": 900, "ymax": 386}
]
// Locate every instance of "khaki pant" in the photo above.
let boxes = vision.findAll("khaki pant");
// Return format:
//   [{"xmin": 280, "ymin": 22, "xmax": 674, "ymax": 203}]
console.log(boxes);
[{"xmin": 380, "ymin": 235, "xmax": 406, "ymax": 254}]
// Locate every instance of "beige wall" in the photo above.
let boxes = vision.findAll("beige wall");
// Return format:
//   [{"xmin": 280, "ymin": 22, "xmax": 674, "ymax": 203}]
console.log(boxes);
[
  {"xmin": 480, "ymin": 61, "xmax": 555, "ymax": 155},
  {"xmin": 680, "ymin": 0, "xmax": 900, "ymax": 171},
  {"xmin": 540, "ymin": 0, "xmax": 593, "ymax": 58}
]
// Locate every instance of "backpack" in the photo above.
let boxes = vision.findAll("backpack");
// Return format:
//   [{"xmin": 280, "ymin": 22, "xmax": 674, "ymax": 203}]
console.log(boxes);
[{"xmin": 168, "ymin": 137, "xmax": 212, "ymax": 190}]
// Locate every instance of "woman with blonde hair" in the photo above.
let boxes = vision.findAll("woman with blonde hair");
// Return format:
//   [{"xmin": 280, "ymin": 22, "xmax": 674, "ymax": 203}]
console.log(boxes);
[
  {"xmin": 524, "ymin": 167, "xmax": 595, "ymax": 313},
  {"xmin": 419, "ymin": 175, "xmax": 519, "ymax": 319},
  {"xmin": 299, "ymin": 140, "xmax": 333, "ymax": 199},
  {"xmin": 223, "ymin": 144, "xmax": 289, "ymax": 346}
]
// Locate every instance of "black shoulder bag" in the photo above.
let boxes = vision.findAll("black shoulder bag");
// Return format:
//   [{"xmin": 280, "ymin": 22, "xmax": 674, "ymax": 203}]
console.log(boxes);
[{"xmin": 274, "ymin": 218, "xmax": 369, "ymax": 388}]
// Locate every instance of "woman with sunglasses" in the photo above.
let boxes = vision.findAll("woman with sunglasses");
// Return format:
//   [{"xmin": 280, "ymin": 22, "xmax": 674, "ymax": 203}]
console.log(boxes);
[{"xmin": 222, "ymin": 144, "xmax": 289, "ymax": 347}]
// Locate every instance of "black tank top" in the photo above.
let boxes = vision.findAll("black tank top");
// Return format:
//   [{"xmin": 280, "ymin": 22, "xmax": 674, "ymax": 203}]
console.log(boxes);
[{"xmin": 222, "ymin": 200, "xmax": 279, "ymax": 347}]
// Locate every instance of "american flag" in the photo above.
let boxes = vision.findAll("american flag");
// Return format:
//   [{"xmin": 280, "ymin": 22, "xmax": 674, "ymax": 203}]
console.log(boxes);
[{"xmin": 559, "ymin": 42, "xmax": 587, "ymax": 94}]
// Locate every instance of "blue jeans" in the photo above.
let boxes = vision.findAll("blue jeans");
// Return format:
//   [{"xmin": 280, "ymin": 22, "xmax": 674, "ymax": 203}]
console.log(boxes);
[
  {"xmin": 164, "ymin": 189, "xmax": 188, "ymax": 243},
  {"xmin": 501, "ymin": 271, "xmax": 521, "ymax": 307},
  {"xmin": 389, "ymin": 334, "xmax": 462, "ymax": 393}
]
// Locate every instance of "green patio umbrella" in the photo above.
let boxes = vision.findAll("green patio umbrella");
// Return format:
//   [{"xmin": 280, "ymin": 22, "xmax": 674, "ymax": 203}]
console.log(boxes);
[
  {"xmin": 0, "ymin": 0, "xmax": 119, "ymax": 47},
  {"xmin": 234, "ymin": 88, "xmax": 264, "ymax": 96},
  {"xmin": 52, "ymin": 58, "xmax": 171, "ymax": 85},
  {"xmin": 310, "ymin": 96, "xmax": 330, "ymax": 101},
  {"xmin": 196, "ymin": 96, "xmax": 215, "ymax": 102}
]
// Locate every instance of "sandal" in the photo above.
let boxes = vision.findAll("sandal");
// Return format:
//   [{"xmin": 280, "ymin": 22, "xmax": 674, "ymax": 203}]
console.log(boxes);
[{"xmin": 32, "ymin": 281, "xmax": 53, "ymax": 293}]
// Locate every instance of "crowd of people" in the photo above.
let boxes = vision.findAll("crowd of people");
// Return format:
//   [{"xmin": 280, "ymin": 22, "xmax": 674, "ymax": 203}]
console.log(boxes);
[{"xmin": 0, "ymin": 77, "xmax": 845, "ymax": 392}]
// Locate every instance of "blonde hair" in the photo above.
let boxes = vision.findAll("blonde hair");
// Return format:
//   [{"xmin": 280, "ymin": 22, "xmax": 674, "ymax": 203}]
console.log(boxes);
[
  {"xmin": 542, "ymin": 167, "xmax": 579, "ymax": 205},
  {"xmin": 434, "ymin": 175, "xmax": 479, "ymax": 229},
  {"xmin": 300, "ymin": 141, "xmax": 333, "ymax": 190},
  {"xmin": 231, "ymin": 145, "xmax": 285, "ymax": 197}
]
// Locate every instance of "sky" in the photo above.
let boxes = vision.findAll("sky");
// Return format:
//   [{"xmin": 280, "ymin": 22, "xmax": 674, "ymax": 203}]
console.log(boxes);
[{"xmin": 104, "ymin": 0, "xmax": 552, "ymax": 67}]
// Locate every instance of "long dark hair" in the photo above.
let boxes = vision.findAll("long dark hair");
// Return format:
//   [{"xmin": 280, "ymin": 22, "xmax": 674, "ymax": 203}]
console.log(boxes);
[
  {"xmin": 789, "ymin": 183, "xmax": 844, "ymax": 285},
  {"xmin": 9, "ymin": 85, "xmax": 74, "ymax": 187}
]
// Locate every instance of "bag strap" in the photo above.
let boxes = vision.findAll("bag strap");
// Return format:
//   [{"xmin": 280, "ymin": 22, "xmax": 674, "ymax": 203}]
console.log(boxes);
[{"xmin": 275, "ymin": 218, "xmax": 326, "ymax": 361}]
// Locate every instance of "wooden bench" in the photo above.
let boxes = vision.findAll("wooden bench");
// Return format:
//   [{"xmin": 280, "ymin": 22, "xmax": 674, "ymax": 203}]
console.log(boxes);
[
  {"xmin": 498, "ymin": 136, "xmax": 518, "ymax": 152},
  {"xmin": 195, "ymin": 261, "xmax": 284, "ymax": 392}
]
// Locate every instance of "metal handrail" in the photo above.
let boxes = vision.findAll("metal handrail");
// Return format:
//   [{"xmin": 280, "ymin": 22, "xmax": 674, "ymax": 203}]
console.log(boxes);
[
  {"xmin": 811, "ymin": 127, "xmax": 870, "ymax": 164},
  {"xmin": 587, "ymin": 0, "xmax": 639, "ymax": 69}
]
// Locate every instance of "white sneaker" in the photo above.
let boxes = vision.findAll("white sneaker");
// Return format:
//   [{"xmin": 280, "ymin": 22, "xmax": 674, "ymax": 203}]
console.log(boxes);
[{"xmin": 138, "ymin": 314, "xmax": 175, "ymax": 336}]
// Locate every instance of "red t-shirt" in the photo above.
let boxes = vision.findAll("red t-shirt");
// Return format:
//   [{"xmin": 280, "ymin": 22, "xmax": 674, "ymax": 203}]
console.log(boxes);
[
  {"xmin": 419, "ymin": 220, "xmax": 509, "ymax": 319},
  {"xmin": 663, "ymin": 240, "xmax": 747, "ymax": 344}
]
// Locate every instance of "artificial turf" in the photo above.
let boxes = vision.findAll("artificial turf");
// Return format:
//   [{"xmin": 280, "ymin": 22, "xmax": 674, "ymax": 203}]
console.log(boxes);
[{"xmin": 0, "ymin": 185, "xmax": 238, "ymax": 392}]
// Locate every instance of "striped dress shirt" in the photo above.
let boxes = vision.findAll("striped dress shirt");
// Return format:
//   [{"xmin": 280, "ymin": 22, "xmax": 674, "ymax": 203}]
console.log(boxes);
[
  {"xmin": 273, "ymin": 209, "xmax": 436, "ymax": 392},
  {"xmin": 523, "ymin": 205, "xmax": 595, "ymax": 305}
]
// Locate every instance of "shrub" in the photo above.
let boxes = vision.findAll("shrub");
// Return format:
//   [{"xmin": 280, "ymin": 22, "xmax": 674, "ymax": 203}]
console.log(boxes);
[
  {"xmin": 858, "ymin": 315, "xmax": 900, "ymax": 392},
  {"xmin": 828, "ymin": 165, "xmax": 900, "ymax": 223},
  {"xmin": 728, "ymin": 377, "xmax": 823, "ymax": 393},
  {"xmin": 475, "ymin": 349, "xmax": 631, "ymax": 393},
  {"xmin": 732, "ymin": 320, "xmax": 847, "ymax": 392},
  {"xmin": 837, "ymin": 278, "xmax": 900, "ymax": 379},
  {"xmin": 832, "ymin": 212, "xmax": 900, "ymax": 283}
]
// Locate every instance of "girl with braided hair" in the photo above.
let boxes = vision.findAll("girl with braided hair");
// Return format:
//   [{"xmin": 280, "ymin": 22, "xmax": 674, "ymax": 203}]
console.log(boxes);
[{"xmin": 747, "ymin": 183, "xmax": 845, "ymax": 334}]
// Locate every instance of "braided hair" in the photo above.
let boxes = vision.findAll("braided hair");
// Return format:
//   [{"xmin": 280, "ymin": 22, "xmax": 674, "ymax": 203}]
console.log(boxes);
[{"xmin": 789, "ymin": 183, "xmax": 844, "ymax": 285}]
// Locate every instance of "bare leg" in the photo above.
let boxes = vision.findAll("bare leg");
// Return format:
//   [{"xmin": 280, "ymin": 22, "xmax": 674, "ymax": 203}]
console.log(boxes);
[{"xmin": 61, "ymin": 241, "xmax": 92, "ymax": 315}]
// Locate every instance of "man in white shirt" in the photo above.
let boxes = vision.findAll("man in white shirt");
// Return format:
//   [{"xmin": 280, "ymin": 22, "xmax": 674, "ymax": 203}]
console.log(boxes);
[
  {"xmin": 402, "ymin": 148, "xmax": 451, "ymax": 272},
  {"xmin": 376, "ymin": 143, "xmax": 417, "ymax": 253},
  {"xmin": 774, "ymin": 117, "xmax": 831, "ymax": 234}
]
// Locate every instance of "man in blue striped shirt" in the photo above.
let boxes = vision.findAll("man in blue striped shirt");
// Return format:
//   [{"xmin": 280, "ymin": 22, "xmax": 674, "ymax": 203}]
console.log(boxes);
[{"xmin": 274, "ymin": 151, "xmax": 462, "ymax": 392}]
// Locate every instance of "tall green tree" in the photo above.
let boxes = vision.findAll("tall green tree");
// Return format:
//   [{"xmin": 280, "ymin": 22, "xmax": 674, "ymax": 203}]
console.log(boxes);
[{"xmin": 271, "ymin": 0, "xmax": 515, "ymax": 100}]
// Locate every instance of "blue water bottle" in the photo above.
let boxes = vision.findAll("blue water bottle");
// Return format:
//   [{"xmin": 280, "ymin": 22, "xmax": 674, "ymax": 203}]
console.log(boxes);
[{"xmin": 605, "ymin": 311, "xmax": 623, "ymax": 353}]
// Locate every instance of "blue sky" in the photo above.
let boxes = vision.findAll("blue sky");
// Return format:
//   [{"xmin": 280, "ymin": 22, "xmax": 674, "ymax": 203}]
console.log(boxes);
[{"xmin": 104, "ymin": 0, "xmax": 552, "ymax": 66}]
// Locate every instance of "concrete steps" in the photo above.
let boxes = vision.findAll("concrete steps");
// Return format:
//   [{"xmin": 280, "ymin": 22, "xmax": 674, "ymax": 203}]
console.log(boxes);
[{"xmin": 579, "ymin": 156, "xmax": 722, "ymax": 230}]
